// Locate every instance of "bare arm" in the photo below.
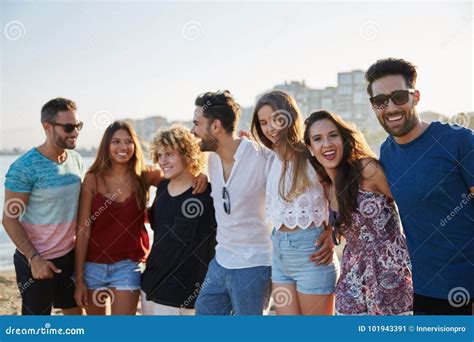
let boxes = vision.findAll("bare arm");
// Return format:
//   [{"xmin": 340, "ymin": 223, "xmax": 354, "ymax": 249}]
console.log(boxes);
[
  {"xmin": 2, "ymin": 190, "xmax": 60, "ymax": 279},
  {"xmin": 74, "ymin": 174, "xmax": 95, "ymax": 284},
  {"xmin": 144, "ymin": 165, "xmax": 163, "ymax": 187},
  {"xmin": 2, "ymin": 190, "xmax": 35, "ymax": 258},
  {"xmin": 74, "ymin": 174, "xmax": 96, "ymax": 308},
  {"xmin": 360, "ymin": 158, "xmax": 393, "ymax": 199}
]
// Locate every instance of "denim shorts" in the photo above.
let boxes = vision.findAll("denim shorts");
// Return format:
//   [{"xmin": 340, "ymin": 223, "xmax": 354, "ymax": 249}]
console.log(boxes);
[
  {"xmin": 271, "ymin": 226, "xmax": 340, "ymax": 295},
  {"xmin": 84, "ymin": 259, "xmax": 143, "ymax": 291}
]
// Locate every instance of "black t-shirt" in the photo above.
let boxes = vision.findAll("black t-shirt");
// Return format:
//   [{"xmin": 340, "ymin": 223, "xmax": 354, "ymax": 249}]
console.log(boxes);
[{"xmin": 141, "ymin": 180, "xmax": 217, "ymax": 309}]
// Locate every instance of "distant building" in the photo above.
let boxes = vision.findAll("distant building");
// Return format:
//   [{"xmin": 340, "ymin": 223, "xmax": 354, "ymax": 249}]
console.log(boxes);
[{"xmin": 245, "ymin": 70, "xmax": 372, "ymax": 129}]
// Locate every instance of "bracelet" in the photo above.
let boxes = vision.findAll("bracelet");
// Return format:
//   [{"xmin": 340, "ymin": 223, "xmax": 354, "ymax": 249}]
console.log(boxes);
[{"xmin": 28, "ymin": 251, "xmax": 40, "ymax": 266}]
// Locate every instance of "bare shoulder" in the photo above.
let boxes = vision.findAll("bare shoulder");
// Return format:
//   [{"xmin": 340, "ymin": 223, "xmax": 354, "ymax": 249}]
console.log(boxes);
[
  {"xmin": 359, "ymin": 158, "xmax": 380, "ymax": 179},
  {"xmin": 359, "ymin": 158, "xmax": 392, "ymax": 198},
  {"xmin": 82, "ymin": 173, "xmax": 96, "ymax": 191}
]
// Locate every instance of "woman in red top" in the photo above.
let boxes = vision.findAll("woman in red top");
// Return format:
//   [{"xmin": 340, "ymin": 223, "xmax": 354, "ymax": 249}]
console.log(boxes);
[{"xmin": 74, "ymin": 121, "xmax": 206, "ymax": 315}]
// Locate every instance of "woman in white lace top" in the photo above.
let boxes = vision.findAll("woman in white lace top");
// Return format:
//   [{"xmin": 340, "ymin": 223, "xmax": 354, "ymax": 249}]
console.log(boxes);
[{"xmin": 251, "ymin": 90, "xmax": 340, "ymax": 315}]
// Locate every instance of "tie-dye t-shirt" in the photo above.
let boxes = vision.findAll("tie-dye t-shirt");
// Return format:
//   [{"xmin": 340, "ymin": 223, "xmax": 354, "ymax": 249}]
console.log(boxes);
[{"xmin": 5, "ymin": 148, "xmax": 83, "ymax": 259}]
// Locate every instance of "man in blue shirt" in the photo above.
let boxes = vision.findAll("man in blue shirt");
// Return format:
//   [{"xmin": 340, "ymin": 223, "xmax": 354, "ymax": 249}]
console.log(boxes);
[{"xmin": 365, "ymin": 58, "xmax": 474, "ymax": 315}]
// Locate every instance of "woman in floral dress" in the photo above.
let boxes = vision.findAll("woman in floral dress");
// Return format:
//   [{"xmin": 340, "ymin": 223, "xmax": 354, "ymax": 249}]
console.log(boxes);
[{"xmin": 304, "ymin": 110, "xmax": 413, "ymax": 315}]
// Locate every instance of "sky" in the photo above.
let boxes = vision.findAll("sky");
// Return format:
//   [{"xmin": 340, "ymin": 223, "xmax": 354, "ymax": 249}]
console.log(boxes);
[{"xmin": 1, "ymin": 0, "xmax": 473, "ymax": 149}]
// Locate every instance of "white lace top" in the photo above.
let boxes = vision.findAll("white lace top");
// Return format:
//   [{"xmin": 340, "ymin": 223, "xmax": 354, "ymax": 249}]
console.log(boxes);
[{"xmin": 265, "ymin": 155, "xmax": 328, "ymax": 230}]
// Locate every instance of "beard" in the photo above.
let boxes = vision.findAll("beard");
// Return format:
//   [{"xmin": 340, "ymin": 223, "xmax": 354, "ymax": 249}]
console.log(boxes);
[
  {"xmin": 377, "ymin": 108, "xmax": 419, "ymax": 137},
  {"xmin": 53, "ymin": 131, "xmax": 76, "ymax": 150},
  {"xmin": 198, "ymin": 128, "xmax": 219, "ymax": 152}
]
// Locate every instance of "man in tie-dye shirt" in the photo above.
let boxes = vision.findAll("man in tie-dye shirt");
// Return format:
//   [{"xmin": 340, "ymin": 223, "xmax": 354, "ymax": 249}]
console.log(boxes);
[{"xmin": 2, "ymin": 98, "xmax": 84, "ymax": 315}]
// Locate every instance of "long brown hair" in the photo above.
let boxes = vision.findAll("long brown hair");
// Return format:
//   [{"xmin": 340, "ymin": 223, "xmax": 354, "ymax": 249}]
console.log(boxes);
[
  {"xmin": 251, "ymin": 90, "xmax": 310, "ymax": 202},
  {"xmin": 303, "ymin": 110, "xmax": 376, "ymax": 230},
  {"xmin": 87, "ymin": 121, "xmax": 149, "ymax": 209}
]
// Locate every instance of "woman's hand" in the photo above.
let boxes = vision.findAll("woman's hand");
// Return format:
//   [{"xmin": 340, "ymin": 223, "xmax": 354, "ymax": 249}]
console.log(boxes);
[{"xmin": 74, "ymin": 280, "xmax": 89, "ymax": 308}]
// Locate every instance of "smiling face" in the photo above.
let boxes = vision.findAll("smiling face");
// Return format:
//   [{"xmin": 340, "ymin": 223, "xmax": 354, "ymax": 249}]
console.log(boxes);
[
  {"xmin": 370, "ymin": 74, "xmax": 420, "ymax": 137},
  {"xmin": 47, "ymin": 110, "xmax": 80, "ymax": 150},
  {"xmin": 108, "ymin": 129, "xmax": 135, "ymax": 164},
  {"xmin": 156, "ymin": 146, "xmax": 186, "ymax": 180},
  {"xmin": 257, "ymin": 104, "xmax": 283, "ymax": 147},
  {"xmin": 307, "ymin": 118, "xmax": 344, "ymax": 171}
]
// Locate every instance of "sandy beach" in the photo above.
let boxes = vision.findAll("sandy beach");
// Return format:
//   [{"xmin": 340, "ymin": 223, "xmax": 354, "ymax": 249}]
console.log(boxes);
[
  {"xmin": 0, "ymin": 271, "xmax": 20, "ymax": 315},
  {"xmin": 0, "ymin": 270, "xmax": 63, "ymax": 315}
]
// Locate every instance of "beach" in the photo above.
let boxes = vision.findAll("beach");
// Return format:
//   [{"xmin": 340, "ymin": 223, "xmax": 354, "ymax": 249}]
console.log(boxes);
[{"xmin": 0, "ymin": 271, "xmax": 62, "ymax": 315}]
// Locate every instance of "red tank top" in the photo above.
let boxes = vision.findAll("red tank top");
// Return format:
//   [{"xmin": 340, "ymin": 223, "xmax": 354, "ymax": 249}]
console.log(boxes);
[{"xmin": 86, "ymin": 177, "xmax": 149, "ymax": 263}]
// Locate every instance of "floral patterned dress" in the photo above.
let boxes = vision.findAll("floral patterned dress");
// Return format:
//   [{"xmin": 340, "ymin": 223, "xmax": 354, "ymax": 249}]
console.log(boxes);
[{"xmin": 333, "ymin": 189, "xmax": 413, "ymax": 315}]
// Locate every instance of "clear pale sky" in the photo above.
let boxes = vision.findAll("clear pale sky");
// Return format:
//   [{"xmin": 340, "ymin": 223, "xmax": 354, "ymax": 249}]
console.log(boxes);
[{"xmin": 1, "ymin": 0, "xmax": 472, "ymax": 149}]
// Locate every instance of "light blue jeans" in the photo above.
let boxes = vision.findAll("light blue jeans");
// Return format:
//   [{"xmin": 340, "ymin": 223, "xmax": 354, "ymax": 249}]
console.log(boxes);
[{"xmin": 195, "ymin": 258, "xmax": 271, "ymax": 315}]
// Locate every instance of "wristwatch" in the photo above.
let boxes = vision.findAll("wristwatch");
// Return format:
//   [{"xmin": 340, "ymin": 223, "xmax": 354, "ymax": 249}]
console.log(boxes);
[{"xmin": 28, "ymin": 251, "xmax": 40, "ymax": 266}]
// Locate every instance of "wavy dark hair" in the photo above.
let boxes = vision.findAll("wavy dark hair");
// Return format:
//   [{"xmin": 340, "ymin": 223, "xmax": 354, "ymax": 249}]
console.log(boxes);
[
  {"xmin": 87, "ymin": 121, "xmax": 149, "ymax": 210},
  {"xmin": 303, "ymin": 110, "xmax": 376, "ymax": 231}
]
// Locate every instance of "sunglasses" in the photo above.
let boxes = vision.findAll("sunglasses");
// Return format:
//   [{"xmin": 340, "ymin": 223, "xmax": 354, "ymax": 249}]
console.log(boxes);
[
  {"xmin": 49, "ymin": 121, "xmax": 84, "ymax": 133},
  {"xmin": 223, "ymin": 186, "xmax": 231, "ymax": 215},
  {"xmin": 370, "ymin": 89, "xmax": 415, "ymax": 109}
]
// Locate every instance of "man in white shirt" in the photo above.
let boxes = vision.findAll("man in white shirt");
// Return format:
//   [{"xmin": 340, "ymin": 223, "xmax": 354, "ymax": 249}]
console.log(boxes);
[{"xmin": 191, "ymin": 90, "xmax": 274, "ymax": 315}]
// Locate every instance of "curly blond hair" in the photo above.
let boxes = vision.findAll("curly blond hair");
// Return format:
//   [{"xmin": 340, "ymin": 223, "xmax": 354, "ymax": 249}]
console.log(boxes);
[{"xmin": 150, "ymin": 124, "xmax": 206, "ymax": 176}]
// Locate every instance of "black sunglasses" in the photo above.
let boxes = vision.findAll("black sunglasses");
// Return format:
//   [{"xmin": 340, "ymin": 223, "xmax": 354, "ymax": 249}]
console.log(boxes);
[
  {"xmin": 370, "ymin": 89, "xmax": 415, "ymax": 109},
  {"xmin": 223, "ymin": 187, "xmax": 231, "ymax": 215},
  {"xmin": 49, "ymin": 121, "xmax": 83, "ymax": 133}
]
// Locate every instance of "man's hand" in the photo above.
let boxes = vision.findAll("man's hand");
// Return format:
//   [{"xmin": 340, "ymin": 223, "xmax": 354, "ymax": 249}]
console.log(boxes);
[
  {"xmin": 192, "ymin": 173, "xmax": 208, "ymax": 194},
  {"xmin": 309, "ymin": 223, "xmax": 335, "ymax": 265},
  {"xmin": 238, "ymin": 130, "xmax": 251, "ymax": 139},
  {"xmin": 30, "ymin": 256, "xmax": 61, "ymax": 279}
]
